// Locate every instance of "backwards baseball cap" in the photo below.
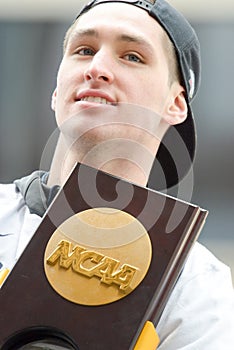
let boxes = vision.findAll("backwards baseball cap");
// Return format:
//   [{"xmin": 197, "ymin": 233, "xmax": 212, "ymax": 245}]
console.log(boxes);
[{"xmin": 76, "ymin": 0, "xmax": 201, "ymax": 189}]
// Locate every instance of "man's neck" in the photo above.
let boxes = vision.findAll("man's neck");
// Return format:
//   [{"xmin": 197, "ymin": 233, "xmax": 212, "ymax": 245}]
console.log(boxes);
[{"xmin": 47, "ymin": 134, "xmax": 157, "ymax": 188}]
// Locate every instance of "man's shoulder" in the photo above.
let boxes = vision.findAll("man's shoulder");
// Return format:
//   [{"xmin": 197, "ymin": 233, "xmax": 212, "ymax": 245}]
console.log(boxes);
[
  {"xmin": 169, "ymin": 241, "xmax": 234, "ymax": 315},
  {"xmin": 184, "ymin": 241, "xmax": 231, "ymax": 279},
  {"xmin": 157, "ymin": 242, "xmax": 234, "ymax": 348},
  {"xmin": 0, "ymin": 182, "xmax": 21, "ymax": 201}
]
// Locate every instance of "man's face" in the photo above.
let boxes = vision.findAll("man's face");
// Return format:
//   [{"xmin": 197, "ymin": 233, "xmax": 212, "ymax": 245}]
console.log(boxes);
[{"xmin": 52, "ymin": 3, "xmax": 184, "ymax": 169}]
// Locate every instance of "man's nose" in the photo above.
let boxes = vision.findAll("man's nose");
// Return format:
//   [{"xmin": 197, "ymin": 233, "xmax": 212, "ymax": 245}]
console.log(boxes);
[{"xmin": 84, "ymin": 50, "xmax": 115, "ymax": 84}]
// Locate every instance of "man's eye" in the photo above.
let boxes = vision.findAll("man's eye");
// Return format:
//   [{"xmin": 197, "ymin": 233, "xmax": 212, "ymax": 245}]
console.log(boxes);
[
  {"xmin": 124, "ymin": 53, "xmax": 142, "ymax": 63},
  {"xmin": 77, "ymin": 47, "xmax": 95, "ymax": 56}
]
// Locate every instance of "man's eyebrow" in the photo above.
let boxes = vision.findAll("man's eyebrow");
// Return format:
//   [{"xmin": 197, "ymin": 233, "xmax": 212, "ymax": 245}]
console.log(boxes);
[
  {"xmin": 118, "ymin": 34, "xmax": 154, "ymax": 52},
  {"xmin": 119, "ymin": 34, "xmax": 148, "ymax": 44},
  {"xmin": 68, "ymin": 29, "xmax": 154, "ymax": 53},
  {"xmin": 68, "ymin": 28, "xmax": 98, "ymax": 44}
]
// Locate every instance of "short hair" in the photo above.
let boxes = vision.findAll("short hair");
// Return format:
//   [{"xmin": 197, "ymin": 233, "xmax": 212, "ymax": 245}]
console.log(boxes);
[
  {"xmin": 161, "ymin": 30, "xmax": 182, "ymax": 87},
  {"xmin": 63, "ymin": 22, "xmax": 76, "ymax": 53}
]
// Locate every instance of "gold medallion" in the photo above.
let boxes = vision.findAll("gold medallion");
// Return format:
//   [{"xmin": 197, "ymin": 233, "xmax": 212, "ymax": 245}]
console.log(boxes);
[{"xmin": 44, "ymin": 208, "xmax": 152, "ymax": 306}]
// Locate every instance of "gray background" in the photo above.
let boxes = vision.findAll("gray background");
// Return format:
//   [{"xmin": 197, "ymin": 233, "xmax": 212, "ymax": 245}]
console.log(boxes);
[{"xmin": 0, "ymin": 4, "xmax": 233, "ymax": 279}]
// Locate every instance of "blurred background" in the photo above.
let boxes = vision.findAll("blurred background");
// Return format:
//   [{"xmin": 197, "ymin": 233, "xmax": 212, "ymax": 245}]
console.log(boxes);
[{"xmin": 0, "ymin": 1, "xmax": 233, "ymax": 279}]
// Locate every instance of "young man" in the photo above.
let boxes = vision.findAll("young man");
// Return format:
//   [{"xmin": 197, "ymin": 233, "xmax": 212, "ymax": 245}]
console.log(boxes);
[{"xmin": 0, "ymin": 0, "xmax": 233, "ymax": 348}]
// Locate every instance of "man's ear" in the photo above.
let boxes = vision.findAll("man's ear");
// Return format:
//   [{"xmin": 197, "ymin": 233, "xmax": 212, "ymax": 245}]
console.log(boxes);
[
  {"xmin": 164, "ymin": 88, "xmax": 188, "ymax": 126},
  {"xmin": 51, "ymin": 88, "xmax": 57, "ymax": 111}
]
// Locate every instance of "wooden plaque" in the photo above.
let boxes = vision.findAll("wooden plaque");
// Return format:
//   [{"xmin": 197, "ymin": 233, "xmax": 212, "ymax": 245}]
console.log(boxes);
[{"xmin": 0, "ymin": 163, "xmax": 208, "ymax": 349}]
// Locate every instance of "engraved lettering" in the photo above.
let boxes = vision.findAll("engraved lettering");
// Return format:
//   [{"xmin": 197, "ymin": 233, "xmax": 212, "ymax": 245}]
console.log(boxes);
[
  {"xmin": 78, "ymin": 251, "xmax": 104, "ymax": 275},
  {"xmin": 46, "ymin": 240, "xmax": 86, "ymax": 269},
  {"xmin": 46, "ymin": 240, "xmax": 138, "ymax": 293}
]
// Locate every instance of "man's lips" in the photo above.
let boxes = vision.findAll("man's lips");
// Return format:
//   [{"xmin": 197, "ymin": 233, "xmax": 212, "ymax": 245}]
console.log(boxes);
[{"xmin": 75, "ymin": 91, "xmax": 117, "ymax": 106}]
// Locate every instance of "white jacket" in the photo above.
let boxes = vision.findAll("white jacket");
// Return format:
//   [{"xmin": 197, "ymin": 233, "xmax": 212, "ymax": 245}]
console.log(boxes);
[{"xmin": 0, "ymin": 182, "xmax": 234, "ymax": 349}]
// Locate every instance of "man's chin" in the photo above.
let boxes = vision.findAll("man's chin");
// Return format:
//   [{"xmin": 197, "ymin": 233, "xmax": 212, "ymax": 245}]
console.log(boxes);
[{"xmin": 57, "ymin": 103, "xmax": 163, "ymax": 147}]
